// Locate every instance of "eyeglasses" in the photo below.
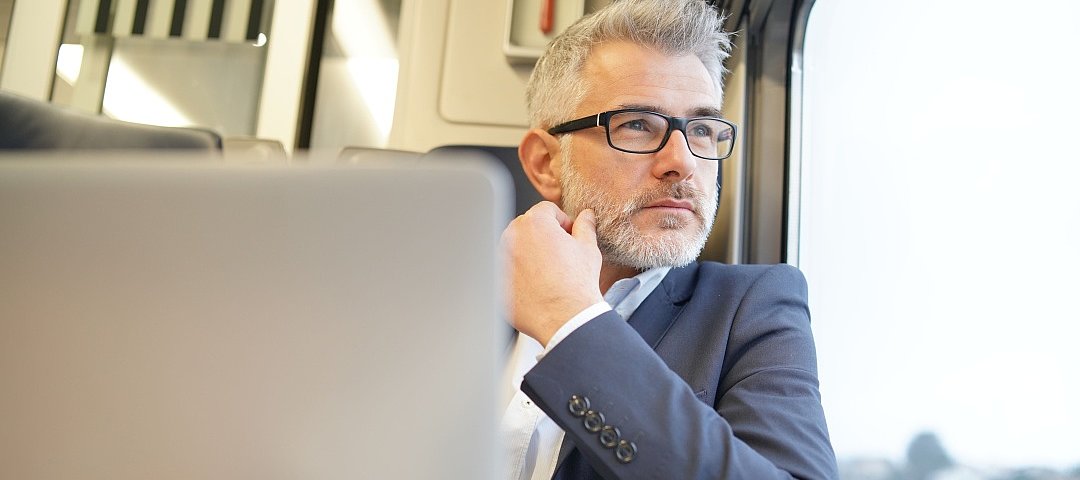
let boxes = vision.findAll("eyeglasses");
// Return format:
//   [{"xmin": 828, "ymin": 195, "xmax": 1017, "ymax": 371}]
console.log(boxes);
[{"xmin": 547, "ymin": 108, "xmax": 737, "ymax": 160}]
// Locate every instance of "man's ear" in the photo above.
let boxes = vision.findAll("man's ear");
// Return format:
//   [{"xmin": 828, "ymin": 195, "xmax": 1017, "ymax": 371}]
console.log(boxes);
[{"xmin": 518, "ymin": 128, "xmax": 564, "ymax": 203}]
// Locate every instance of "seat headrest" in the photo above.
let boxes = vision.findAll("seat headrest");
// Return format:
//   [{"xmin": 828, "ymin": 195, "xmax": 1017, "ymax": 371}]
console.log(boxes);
[{"xmin": 0, "ymin": 90, "xmax": 221, "ymax": 150}]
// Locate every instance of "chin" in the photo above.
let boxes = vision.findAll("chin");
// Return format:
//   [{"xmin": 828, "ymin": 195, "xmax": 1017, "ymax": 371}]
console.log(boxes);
[{"xmin": 600, "ymin": 228, "xmax": 708, "ymax": 270}]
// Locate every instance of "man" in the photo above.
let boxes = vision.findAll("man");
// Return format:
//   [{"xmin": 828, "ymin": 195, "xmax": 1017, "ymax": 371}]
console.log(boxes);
[{"xmin": 500, "ymin": 0, "xmax": 837, "ymax": 479}]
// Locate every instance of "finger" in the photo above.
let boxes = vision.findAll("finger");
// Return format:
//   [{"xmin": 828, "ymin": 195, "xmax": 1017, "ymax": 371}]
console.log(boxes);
[
  {"xmin": 571, "ymin": 208, "xmax": 598, "ymax": 246},
  {"xmin": 554, "ymin": 208, "xmax": 573, "ymax": 232},
  {"xmin": 527, "ymin": 201, "xmax": 564, "ymax": 221},
  {"xmin": 529, "ymin": 201, "xmax": 574, "ymax": 232}
]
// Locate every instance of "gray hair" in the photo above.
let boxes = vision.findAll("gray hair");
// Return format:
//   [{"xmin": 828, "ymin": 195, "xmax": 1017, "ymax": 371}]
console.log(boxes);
[{"xmin": 525, "ymin": 0, "xmax": 733, "ymax": 129}]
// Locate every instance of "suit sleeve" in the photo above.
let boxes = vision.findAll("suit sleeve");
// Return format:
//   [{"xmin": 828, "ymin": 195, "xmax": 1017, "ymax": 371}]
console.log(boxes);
[{"xmin": 520, "ymin": 264, "xmax": 838, "ymax": 479}]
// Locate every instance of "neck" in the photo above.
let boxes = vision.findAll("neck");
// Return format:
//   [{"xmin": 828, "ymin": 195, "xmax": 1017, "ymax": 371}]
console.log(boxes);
[{"xmin": 599, "ymin": 262, "xmax": 642, "ymax": 294}]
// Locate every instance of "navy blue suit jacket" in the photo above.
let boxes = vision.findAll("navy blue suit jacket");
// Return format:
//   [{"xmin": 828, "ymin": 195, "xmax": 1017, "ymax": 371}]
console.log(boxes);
[{"xmin": 520, "ymin": 262, "xmax": 838, "ymax": 479}]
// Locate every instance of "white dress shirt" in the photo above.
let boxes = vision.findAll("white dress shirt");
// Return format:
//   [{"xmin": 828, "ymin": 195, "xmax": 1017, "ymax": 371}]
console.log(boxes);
[{"xmin": 501, "ymin": 267, "xmax": 671, "ymax": 480}]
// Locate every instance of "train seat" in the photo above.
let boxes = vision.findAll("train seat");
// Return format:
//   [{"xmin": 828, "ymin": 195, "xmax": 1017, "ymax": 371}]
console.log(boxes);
[
  {"xmin": 428, "ymin": 144, "xmax": 541, "ymax": 218},
  {"xmin": 0, "ymin": 90, "xmax": 221, "ymax": 151}
]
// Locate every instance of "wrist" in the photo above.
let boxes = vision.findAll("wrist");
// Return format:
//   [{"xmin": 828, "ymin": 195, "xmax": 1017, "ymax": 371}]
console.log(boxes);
[{"xmin": 540, "ymin": 302, "xmax": 611, "ymax": 350}]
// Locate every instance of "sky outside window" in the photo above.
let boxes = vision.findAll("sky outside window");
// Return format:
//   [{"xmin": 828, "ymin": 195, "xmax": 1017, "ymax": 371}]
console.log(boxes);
[{"xmin": 798, "ymin": 1, "xmax": 1080, "ymax": 478}]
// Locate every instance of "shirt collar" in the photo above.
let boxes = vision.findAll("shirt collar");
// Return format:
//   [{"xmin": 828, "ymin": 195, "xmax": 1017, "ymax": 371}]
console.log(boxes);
[{"xmin": 605, "ymin": 266, "xmax": 671, "ymax": 320}]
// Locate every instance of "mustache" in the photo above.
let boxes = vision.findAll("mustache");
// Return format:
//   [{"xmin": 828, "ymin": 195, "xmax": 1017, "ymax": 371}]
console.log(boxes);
[{"xmin": 627, "ymin": 182, "xmax": 708, "ymax": 213}]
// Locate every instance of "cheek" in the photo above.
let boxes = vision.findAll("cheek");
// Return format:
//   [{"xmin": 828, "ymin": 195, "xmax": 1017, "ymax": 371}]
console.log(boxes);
[
  {"xmin": 574, "ymin": 160, "xmax": 628, "ymax": 193},
  {"xmin": 699, "ymin": 160, "xmax": 720, "ymax": 179},
  {"xmin": 697, "ymin": 163, "xmax": 720, "ymax": 190}
]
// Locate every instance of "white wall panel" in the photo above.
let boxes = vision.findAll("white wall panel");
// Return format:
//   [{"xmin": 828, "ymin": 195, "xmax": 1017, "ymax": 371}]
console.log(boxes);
[
  {"xmin": 144, "ymin": 0, "xmax": 177, "ymax": 39},
  {"xmin": 112, "ymin": 0, "xmax": 138, "ymax": 37},
  {"xmin": 0, "ymin": 0, "xmax": 67, "ymax": 99},
  {"xmin": 255, "ymin": 0, "xmax": 315, "ymax": 152},
  {"xmin": 221, "ymin": 0, "xmax": 251, "ymax": 42},
  {"xmin": 183, "ymin": 0, "xmax": 214, "ymax": 40}
]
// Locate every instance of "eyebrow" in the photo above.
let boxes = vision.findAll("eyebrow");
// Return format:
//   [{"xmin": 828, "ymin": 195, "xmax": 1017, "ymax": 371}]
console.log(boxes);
[
  {"xmin": 691, "ymin": 106, "xmax": 724, "ymax": 118},
  {"xmin": 616, "ymin": 103, "xmax": 723, "ymax": 118}
]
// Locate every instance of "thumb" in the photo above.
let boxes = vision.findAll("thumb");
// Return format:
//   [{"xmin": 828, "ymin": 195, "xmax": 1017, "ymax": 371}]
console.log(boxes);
[{"xmin": 571, "ymin": 209, "xmax": 598, "ymax": 246}]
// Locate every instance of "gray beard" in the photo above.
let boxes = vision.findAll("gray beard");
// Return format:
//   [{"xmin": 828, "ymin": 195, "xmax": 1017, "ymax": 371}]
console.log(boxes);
[{"xmin": 559, "ymin": 160, "xmax": 717, "ymax": 270}]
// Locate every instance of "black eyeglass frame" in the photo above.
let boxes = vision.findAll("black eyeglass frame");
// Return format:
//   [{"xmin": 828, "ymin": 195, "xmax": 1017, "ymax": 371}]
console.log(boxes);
[{"xmin": 546, "ymin": 108, "xmax": 738, "ymax": 161}]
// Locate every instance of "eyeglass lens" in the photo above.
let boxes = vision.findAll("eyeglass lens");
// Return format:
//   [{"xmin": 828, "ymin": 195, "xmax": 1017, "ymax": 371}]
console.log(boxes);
[{"xmin": 607, "ymin": 111, "xmax": 733, "ymax": 159}]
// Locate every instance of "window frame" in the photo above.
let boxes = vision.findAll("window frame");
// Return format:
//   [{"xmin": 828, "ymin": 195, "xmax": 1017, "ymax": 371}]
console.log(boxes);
[{"xmin": 714, "ymin": 0, "xmax": 815, "ymax": 265}]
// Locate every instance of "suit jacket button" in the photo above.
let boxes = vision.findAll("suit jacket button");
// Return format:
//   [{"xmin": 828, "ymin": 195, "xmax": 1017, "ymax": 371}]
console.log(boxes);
[
  {"xmin": 583, "ymin": 410, "xmax": 605, "ymax": 433},
  {"xmin": 568, "ymin": 395, "xmax": 590, "ymax": 417},
  {"xmin": 615, "ymin": 440, "xmax": 637, "ymax": 464},
  {"xmin": 599, "ymin": 425, "xmax": 621, "ymax": 448}
]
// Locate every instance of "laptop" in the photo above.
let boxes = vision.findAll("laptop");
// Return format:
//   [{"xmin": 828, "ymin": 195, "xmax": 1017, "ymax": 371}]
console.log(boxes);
[{"xmin": 0, "ymin": 151, "xmax": 510, "ymax": 479}]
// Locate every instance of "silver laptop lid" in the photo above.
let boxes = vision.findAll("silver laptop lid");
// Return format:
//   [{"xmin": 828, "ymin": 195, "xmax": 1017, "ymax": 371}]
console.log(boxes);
[{"xmin": 0, "ymin": 153, "xmax": 509, "ymax": 479}]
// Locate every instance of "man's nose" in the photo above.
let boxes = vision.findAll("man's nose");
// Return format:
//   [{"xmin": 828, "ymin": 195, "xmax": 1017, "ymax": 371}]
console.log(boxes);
[{"xmin": 651, "ymin": 130, "xmax": 698, "ymax": 181}]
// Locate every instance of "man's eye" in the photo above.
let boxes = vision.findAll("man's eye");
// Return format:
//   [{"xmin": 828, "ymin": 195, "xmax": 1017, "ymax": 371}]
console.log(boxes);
[
  {"xmin": 617, "ymin": 119, "xmax": 650, "ymax": 131},
  {"xmin": 689, "ymin": 124, "xmax": 715, "ymax": 137}
]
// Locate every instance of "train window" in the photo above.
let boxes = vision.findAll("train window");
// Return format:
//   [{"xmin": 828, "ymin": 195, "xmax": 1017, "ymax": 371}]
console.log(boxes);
[
  {"xmin": 0, "ymin": 0, "xmax": 12, "ymax": 76},
  {"xmin": 796, "ymin": 1, "xmax": 1080, "ymax": 478}
]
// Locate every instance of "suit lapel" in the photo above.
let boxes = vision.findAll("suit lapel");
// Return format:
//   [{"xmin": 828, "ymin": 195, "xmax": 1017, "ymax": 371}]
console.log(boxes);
[
  {"xmin": 552, "ymin": 264, "xmax": 700, "ymax": 477},
  {"xmin": 625, "ymin": 264, "xmax": 697, "ymax": 348}
]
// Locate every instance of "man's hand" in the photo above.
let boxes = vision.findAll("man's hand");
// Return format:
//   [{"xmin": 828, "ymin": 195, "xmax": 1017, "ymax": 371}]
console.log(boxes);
[{"xmin": 502, "ymin": 202, "xmax": 604, "ymax": 347}]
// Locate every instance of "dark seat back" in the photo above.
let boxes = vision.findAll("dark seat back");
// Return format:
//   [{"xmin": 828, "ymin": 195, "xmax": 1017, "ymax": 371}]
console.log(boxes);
[
  {"xmin": 428, "ymin": 144, "xmax": 542, "ymax": 218},
  {"xmin": 0, "ymin": 90, "xmax": 221, "ymax": 150}
]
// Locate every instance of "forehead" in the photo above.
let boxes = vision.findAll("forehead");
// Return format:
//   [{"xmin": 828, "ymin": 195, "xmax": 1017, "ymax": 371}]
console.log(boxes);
[{"xmin": 577, "ymin": 41, "xmax": 720, "ymax": 116}]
